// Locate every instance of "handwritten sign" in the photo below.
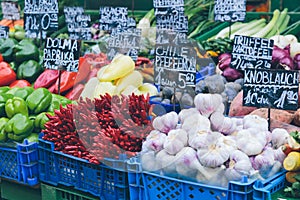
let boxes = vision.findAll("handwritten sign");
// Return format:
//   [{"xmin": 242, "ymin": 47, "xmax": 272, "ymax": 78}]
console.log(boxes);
[
  {"xmin": 99, "ymin": 6, "xmax": 128, "ymax": 31},
  {"xmin": 243, "ymin": 69, "xmax": 299, "ymax": 110},
  {"xmin": 214, "ymin": 0, "xmax": 246, "ymax": 22},
  {"xmin": 64, "ymin": 7, "xmax": 92, "ymax": 40},
  {"xmin": 24, "ymin": 0, "xmax": 58, "ymax": 39},
  {"xmin": 154, "ymin": 30, "xmax": 196, "ymax": 89},
  {"xmin": 156, "ymin": 12, "xmax": 188, "ymax": 33},
  {"xmin": 0, "ymin": 26, "xmax": 9, "ymax": 38},
  {"xmin": 231, "ymin": 35, "xmax": 274, "ymax": 70},
  {"xmin": 1, "ymin": 1, "xmax": 20, "ymax": 20},
  {"xmin": 153, "ymin": 0, "xmax": 184, "ymax": 8},
  {"xmin": 43, "ymin": 38, "xmax": 81, "ymax": 72},
  {"xmin": 107, "ymin": 28, "xmax": 141, "ymax": 61}
]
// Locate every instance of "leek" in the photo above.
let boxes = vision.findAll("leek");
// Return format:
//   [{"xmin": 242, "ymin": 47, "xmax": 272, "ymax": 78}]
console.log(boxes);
[
  {"xmin": 266, "ymin": 8, "xmax": 289, "ymax": 38},
  {"xmin": 214, "ymin": 22, "xmax": 247, "ymax": 39},
  {"xmin": 252, "ymin": 9, "xmax": 281, "ymax": 38},
  {"xmin": 230, "ymin": 18, "xmax": 267, "ymax": 39}
]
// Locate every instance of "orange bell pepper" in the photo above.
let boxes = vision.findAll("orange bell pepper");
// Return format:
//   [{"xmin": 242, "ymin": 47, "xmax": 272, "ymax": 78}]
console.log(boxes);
[{"xmin": 0, "ymin": 61, "xmax": 16, "ymax": 86}]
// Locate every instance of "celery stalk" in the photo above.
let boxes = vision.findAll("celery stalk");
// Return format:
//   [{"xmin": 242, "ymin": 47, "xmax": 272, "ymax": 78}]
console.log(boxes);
[
  {"xmin": 230, "ymin": 18, "xmax": 266, "ymax": 39},
  {"xmin": 252, "ymin": 9, "xmax": 281, "ymax": 38},
  {"xmin": 214, "ymin": 22, "xmax": 247, "ymax": 39},
  {"xmin": 266, "ymin": 8, "xmax": 288, "ymax": 38}
]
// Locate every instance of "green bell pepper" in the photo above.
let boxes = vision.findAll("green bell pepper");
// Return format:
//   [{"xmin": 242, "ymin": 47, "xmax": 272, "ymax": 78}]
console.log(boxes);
[
  {"xmin": 17, "ymin": 60, "xmax": 43, "ymax": 83},
  {"xmin": 14, "ymin": 39, "xmax": 39, "ymax": 64},
  {"xmin": 14, "ymin": 86, "xmax": 34, "ymax": 100},
  {"xmin": 47, "ymin": 94, "xmax": 72, "ymax": 112},
  {"xmin": 26, "ymin": 88, "xmax": 52, "ymax": 114},
  {"xmin": 6, "ymin": 87, "xmax": 20, "ymax": 95},
  {"xmin": 25, "ymin": 132, "xmax": 39, "ymax": 143},
  {"xmin": 5, "ymin": 113, "xmax": 33, "ymax": 142},
  {"xmin": 0, "ymin": 117, "xmax": 9, "ymax": 142},
  {"xmin": 34, "ymin": 112, "xmax": 49, "ymax": 132},
  {"xmin": 0, "ymin": 86, "xmax": 10, "ymax": 93},
  {"xmin": 9, "ymin": 61, "xmax": 17, "ymax": 72},
  {"xmin": 0, "ymin": 38, "xmax": 18, "ymax": 62},
  {"xmin": 5, "ymin": 96, "xmax": 29, "ymax": 118},
  {"xmin": 0, "ymin": 93, "xmax": 13, "ymax": 117}
]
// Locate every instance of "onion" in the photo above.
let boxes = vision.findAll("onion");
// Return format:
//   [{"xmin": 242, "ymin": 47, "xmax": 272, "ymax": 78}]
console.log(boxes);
[
  {"xmin": 270, "ymin": 35, "xmax": 290, "ymax": 49},
  {"xmin": 218, "ymin": 57, "xmax": 231, "ymax": 71},
  {"xmin": 290, "ymin": 42, "xmax": 300, "ymax": 59},
  {"xmin": 218, "ymin": 53, "xmax": 231, "ymax": 62},
  {"xmin": 272, "ymin": 45, "xmax": 290, "ymax": 64},
  {"xmin": 279, "ymin": 56, "xmax": 294, "ymax": 70},
  {"xmin": 222, "ymin": 67, "xmax": 243, "ymax": 81},
  {"xmin": 294, "ymin": 53, "xmax": 300, "ymax": 70}
]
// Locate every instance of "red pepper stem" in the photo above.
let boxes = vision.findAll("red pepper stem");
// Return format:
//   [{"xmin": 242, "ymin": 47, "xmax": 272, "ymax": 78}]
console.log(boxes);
[{"xmin": 57, "ymin": 69, "xmax": 62, "ymax": 95}]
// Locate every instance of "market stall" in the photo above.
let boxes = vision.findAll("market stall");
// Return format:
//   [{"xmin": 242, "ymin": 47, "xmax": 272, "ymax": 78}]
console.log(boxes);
[{"xmin": 0, "ymin": 0, "xmax": 299, "ymax": 199}]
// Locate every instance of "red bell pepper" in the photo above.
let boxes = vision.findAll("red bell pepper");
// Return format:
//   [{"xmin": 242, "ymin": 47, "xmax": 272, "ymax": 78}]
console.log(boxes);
[
  {"xmin": 53, "ymin": 71, "xmax": 77, "ymax": 93},
  {"xmin": 34, "ymin": 69, "xmax": 60, "ymax": 89},
  {"xmin": 0, "ymin": 61, "xmax": 16, "ymax": 86},
  {"xmin": 10, "ymin": 79, "xmax": 31, "ymax": 88},
  {"xmin": 65, "ymin": 84, "xmax": 85, "ymax": 100},
  {"xmin": 74, "ymin": 57, "xmax": 92, "ymax": 84}
]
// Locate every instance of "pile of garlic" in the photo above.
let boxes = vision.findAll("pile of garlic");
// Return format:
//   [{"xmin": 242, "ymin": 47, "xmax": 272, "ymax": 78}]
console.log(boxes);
[{"xmin": 141, "ymin": 93, "xmax": 293, "ymax": 187}]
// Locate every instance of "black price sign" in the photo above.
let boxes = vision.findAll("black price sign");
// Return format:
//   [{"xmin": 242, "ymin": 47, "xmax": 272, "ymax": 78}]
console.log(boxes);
[
  {"xmin": 107, "ymin": 28, "xmax": 141, "ymax": 61},
  {"xmin": 99, "ymin": 6, "xmax": 128, "ymax": 31},
  {"xmin": 0, "ymin": 26, "xmax": 9, "ymax": 38},
  {"xmin": 154, "ymin": 30, "xmax": 196, "ymax": 89},
  {"xmin": 24, "ymin": 0, "xmax": 58, "ymax": 39},
  {"xmin": 156, "ymin": 12, "xmax": 188, "ymax": 33},
  {"xmin": 231, "ymin": 35, "xmax": 274, "ymax": 70},
  {"xmin": 1, "ymin": 1, "xmax": 20, "ymax": 20},
  {"xmin": 64, "ymin": 7, "xmax": 92, "ymax": 40},
  {"xmin": 153, "ymin": 0, "xmax": 184, "ymax": 8},
  {"xmin": 243, "ymin": 69, "xmax": 299, "ymax": 110},
  {"xmin": 214, "ymin": 0, "xmax": 246, "ymax": 22},
  {"xmin": 43, "ymin": 38, "xmax": 81, "ymax": 72}
]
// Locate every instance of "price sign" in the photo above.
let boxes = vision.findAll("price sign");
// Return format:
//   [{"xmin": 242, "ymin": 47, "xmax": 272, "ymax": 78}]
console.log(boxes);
[
  {"xmin": 231, "ymin": 35, "xmax": 274, "ymax": 70},
  {"xmin": 243, "ymin": 69, "xmax": 299, "ymax": 110},
  {"xmin": 154, "ymin": 30, "xmax": 196, "ymax": 89},
  {"xmin": 1, "ymin": 1, "xmax": 20, "ymax": 20},
  {"xmin": 156, "ymin": 11, "xmax": 188, "ymax": 33},
  {"xmin": 24, "ymin": 0, "xmax": 58, "ymax": 39},
  {"xmin": 99, "ymin": 6, "xmax": 128, "ymax": 31},
  {"xmin": 0, "ymin": 26, "xmax": 9, "ymax": 38},
  {"xmin": 64, "ymin": 7, "xmax": 92, "ymax": 40},
  {"xmin": 153, "ymin": 0, "xmax": 184, "ymax": 8},
  {"xmin": 43, "ymin": 38, "xmax": 81, "ymax": 72},
  {"xmin": 107, "ymin": 28, "xmax": 141, "ymax": 61},
  {"xmin": 214, "ymin": 0, "xmax": 246, "ymax": 22}
]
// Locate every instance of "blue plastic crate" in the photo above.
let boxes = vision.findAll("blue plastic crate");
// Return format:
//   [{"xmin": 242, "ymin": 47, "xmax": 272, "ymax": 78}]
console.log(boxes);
[
  {"xmin": 38, "ymin": 134, "xmax": 129, "ymax": 200},
  {"xmin": 127, "ymin": 158, "xmax": 286, "ymax": 200},
  {"xmin": 0, "ymin": 140, "xmax": 39, "ymax": 186},
  {"xmin": 253, "ymin": 171, "xmax": 286, "ymax": 200}
]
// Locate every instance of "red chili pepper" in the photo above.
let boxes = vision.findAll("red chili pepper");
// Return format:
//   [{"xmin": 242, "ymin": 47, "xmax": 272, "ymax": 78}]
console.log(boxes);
[
  {"xmin": 0, "ymin": 54, "xmax": 3, "ymax": 62},
  {"xmin": 9, "ymin": 79, "xmax": 31, "ymax": 88},
  {"xmin": 34, "ymin": 69, "xmax": 60, "ymax": 89},
  {"xmin": 0, "ymin": 61, "xmax": 16, "ymax": 86},
  {"xmin": 65, "ymin": 84, "xmax": 85, "ymax": 100}
]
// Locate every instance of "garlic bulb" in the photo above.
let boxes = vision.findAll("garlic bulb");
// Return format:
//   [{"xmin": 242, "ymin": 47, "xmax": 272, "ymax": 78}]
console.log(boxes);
[
  {"xmin": 152, "ymin": 111, "xmax": 178, "ymax": 134},
  {"xmin": 163, "ymin": 129, "xmax": 188, "ymax": 155},
  {"xmin": 210, "ymin": 112, "xmax": 237, "ymax": 135},
  {"xmin": 178, "ymin": 107, "xmax": 200, "ymax": 124},
  {"xmin": 141, "ymin": 151, "xmax": 160, "ymax": 172},
  {"xmin": 197, "ymin": 132, "xmax": 231, "ymax": 168},
  {"xmin": 225, "ymin": 150, "xmax": 253, "ymax": 181},
  {"xmin": 194, "ymin": 93, "xmax": 223, "ymax": 117},
  {"xmin": 236, "ymin": 129, "xmax": 268, "ymax": 156},
  {"xmin": 142, "ymin": 130, "xmax": 167, "ymax": 152},
  {"xmin": 188, "ymin": 130, "xmax": 210, "ymax": 149},
  {"xmin": 181, "ymin": 112, "xmax": 211, "ymax": 137},
  {"xmin": 271, "ymin": 128, "xmax": 290, "ymax": 149},
  {"xmin": 196, "ymin": 165, "xmax": 227, "ymax": 187},
  {"xmin": 243, "ymin": 115, "xmax": 268, "ymax": 131},
  {"xmin": 156, "ymin": 149, "xmax": 177, "ymax": 175}
]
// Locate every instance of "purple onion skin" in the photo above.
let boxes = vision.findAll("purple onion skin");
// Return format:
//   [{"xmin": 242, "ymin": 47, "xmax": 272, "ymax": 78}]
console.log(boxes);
[
  {"xmin": 218, "ymin": 57, "xmax": 231, "ymax": 71},
  {"xmin": 218, "ymin": 53, "xmax": 231, "ymax": 61},
  {"xmin": 222, "ymin": 67, "xmax": 243, "ymax": 81},
  {"xmin": 272, "ymin": 45, "xmax": 290, "ymax": 63},
  {"xmin": 294, "ymin": 53, "xmax": 300, "ymax": 70},
  {"xmin": 279, "ymin": 56, "xmax": 295, "ymax": 70}
]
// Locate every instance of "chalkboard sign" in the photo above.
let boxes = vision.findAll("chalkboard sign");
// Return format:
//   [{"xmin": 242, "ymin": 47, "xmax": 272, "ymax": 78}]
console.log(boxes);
[
  {"xmin": 64, "ymin": 7, "xmax": 92, "ymax": 40},
  {"xmin": 231, "ymin": 35, "xmax": 274, "ymax": 70},
  {"xmin": 43, "ymin": 38, "xmax": 81, "ymax": 72},
  {"xmin": 24, "ymin": 0, "xmax": 59, "ymax": 39},
  {"xmin": 243, "ymin": 69, "xmax": 299, "ymax": 110},
  {"xmin": 1, "ymin": 1, "xmax": 20, "ymax": 20},
  {"xmin": 99, "ymin": 6, "xmax": 128, "ymax": 31},
  {"xmin": 154, "ymin": 30, "xmax": 196, "ymax": 89},
  {"xmin": 0, "ymin": 26, "xmax": 9, "ymax": 38},
  {"xmin": 107, "ymin": 28, "xmax": 141, "ymax": 61},
  {"xmin": 127, "ymin": 17, "xmax": 136, "ymax": 28},
  {"xmin": 156, "ymin": 12, "xmax": 188, "ymax": 33},
  {"xmin": 153, "ymin": 0, "xmax": 184, "ymax": 8},
  {"xmin": 214, "ymin": 0, "xmax": 246, "ymax": 22}
]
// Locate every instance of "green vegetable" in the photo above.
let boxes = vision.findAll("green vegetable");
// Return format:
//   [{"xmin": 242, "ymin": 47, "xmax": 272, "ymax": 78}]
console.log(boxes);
[
  {"xmin": 266, "ymin": 8, "xmax": 289, "ymax": 38},
  {"xmin": 14, "ymin": 39, "xmax": 39, "ymax": 64},
  {"xmin": 290, "ymin": 131, "xmax": 300, "ymax": 144},
  {"xmin": 14, "ymin": 86, "xmax": 34, "ymax": 100},
  {"xmin": 0, "ymin": 93, "xmax": 13, "ymax": 117},
  {"xmin": 6, "ymin": 87, "xmax": 19, "ymax": 95},
  {"xmin": 34, "ymin": 112, "xmax": 49, "ymax": 132},
  {"xmin": 47, "ymin": 94, "xmax": 72, "ymax": 112},
  {"xmin": 5, "ymin": 113, "xmax": 33, "ymax": 142},
  {"xmin": 5, "ymin": 96, "xmax": 28, "ymax": 118},
  {"xmin": 0, "ymin": 86, "xmax": 10, "ymax": 93},
  {"xmin": 0, "ymin": 38, "xmax": 18, "ymax": 62},
  {"xmin": 17, "ymin": 60, "xmax": 43, "ymax": 83},
  {"xmin": 0, "ymin": 117, "xmax": 9, "ymax": 142},
  {"xmin": 26, "ymin": 88, "xmax": 52, "ymax": 114},
  {"xmin": 25, "ymin": 132, "xmax": 39, "ymax": 143}
]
